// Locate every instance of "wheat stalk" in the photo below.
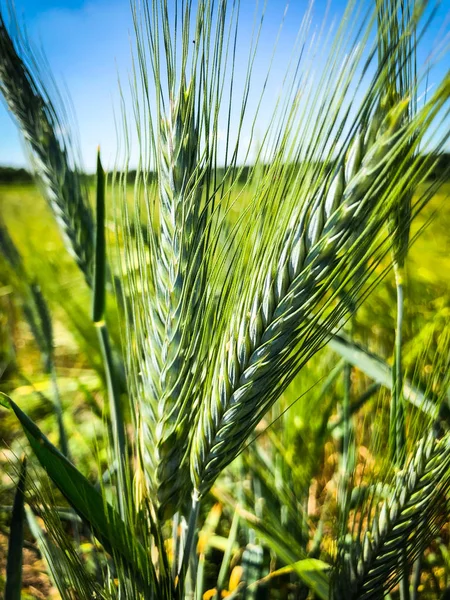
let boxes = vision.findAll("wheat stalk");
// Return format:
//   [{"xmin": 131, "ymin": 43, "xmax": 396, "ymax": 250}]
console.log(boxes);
[
  {"xmin": 0, "ymin": 13, "xmax": 94, "ymax": 284},
  {"xmin": 2, "ymin": 1, "xmax": 449, "ymax": 598}
]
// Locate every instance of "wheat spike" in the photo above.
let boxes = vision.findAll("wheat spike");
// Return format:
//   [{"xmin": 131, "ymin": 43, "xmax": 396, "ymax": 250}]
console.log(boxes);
[
  {"xmin": 0, "ymin": 13, "xmax": 94, "ymax": 284},
  {"xmin": 333, "ymin": 431, "xmax": 450, "ymax": 599},
  {"xmin": 124, "ymin": 1, "xmax": 212, "ymax": 517},
  {"xmin": 147, "ymin": 88, "xmax": 206, "ymax": 516},
  {"xmin": 191, "ymin": 100, "xmax": 410, "ymax": 497}
]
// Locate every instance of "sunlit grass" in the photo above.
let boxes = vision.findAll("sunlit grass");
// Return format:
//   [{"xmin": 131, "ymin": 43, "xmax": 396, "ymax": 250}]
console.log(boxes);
[{"xmin": 2, "ymin": 179, "xmax": 449, "ymax": 319}]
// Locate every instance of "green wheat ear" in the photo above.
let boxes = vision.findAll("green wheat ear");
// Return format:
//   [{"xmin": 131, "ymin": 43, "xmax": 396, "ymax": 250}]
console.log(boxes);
[
  {"xmin": 333, "ymin": 431, "xmax": 450, "ymax": 599},
  {"xmin": 190, "ymin": 98, "xmax": 413, "ymax": 498},
  {"xmin": 121, "ymin": 2, "xmax": 214, "ymax": 517},
  {"xmin": 0, "ymin": 12, "xmax": 94, "ymax": 284},
  {"xmin": 118, "ymin": 0, "xmax": 450, "ymax": 520}
]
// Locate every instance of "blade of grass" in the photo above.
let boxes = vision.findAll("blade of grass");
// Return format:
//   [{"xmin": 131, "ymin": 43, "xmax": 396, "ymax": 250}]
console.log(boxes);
[
  {"xmin": 328, "ymin": 333, "xmax": 437, "ymax": 418},
  {"xmin": 1, "ymin": 394, "xmax": 158, "ymax": 595},
  {"xmin": 92, "ymin": 148, "xmax": 106, "ymax": 324},
  {"xmin": 5, "ymin": 456, "xmax": 27, "ymax": 600},
  {"xmin": 215, "ymin": 508, "xmax": 240, "ymax": 600},
  {"xmin": 93, "ymin": 149, "xmax": 128, "ymax": 520},
  {"xmin": 247, "ymin": 559, "xmax": 330, "ymax": 600}
]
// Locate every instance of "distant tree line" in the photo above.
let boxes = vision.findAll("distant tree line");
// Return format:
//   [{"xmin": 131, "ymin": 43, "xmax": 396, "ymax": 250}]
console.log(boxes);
[
  {"xmin": 429, "ymin": 153, "xmax": 450, "ymax": 180},
  {"xmin": 0, "ymin": 166, "xmax": 33, "ymax": 183},
  {"xmin": 1, "ymin": 154, "xmax": 449, "ymax": 185}
]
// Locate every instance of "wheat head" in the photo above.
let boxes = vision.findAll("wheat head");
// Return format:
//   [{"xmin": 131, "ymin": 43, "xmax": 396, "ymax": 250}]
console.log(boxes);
[
  {"xmin": 0, "ymin": 14, "xmax": 94, "ymax": 284},
  {"xmin": 190, "ymin": 100, "xmax": 415, "ymax": 497},
  {"xmin": 334, "ymin": 431, "xmax": 450, "ymax": 599}
]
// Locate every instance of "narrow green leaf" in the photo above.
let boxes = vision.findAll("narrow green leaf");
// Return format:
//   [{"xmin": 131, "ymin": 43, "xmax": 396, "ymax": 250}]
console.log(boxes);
[
  {"xmin": 216, "ymin": 509, "xmax": 240, "ymax": 597},
  {"xmin": 92, "ymin": 148, "xmax": 106, "ymax": 323},
  {"xmin": 248, "ymin": 559, "xmax": 330, "ymax": 600},
  {"xmin": 5, "ymin": 395, "xmax": 157, "ymax": 594},
  {"xmin": 5, "ymin": 457, "xmax": 27, "ymax": 600},
  {"xmin": 291, "ymin": 559, "xmax": 330, "ymax": 600},
  {"xmin": 328, "ymin": 334, "xmax": 437, "ymax": 418},
  {"xmin": 0, "ymin": 393, "xmax": 10, "ymax": 409}
]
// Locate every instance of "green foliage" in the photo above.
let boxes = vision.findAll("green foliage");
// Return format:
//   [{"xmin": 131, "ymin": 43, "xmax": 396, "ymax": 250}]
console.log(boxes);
[
  {"xmin": 0, "ymin": 0, "xmax": 449, "ymax": 599},
  {"xmin": 0, "ymin": 166, "xmax": 32, "ymax": 183},
  {"xmin": 3, "ymin": 395, "xmax": 159, "ymax": 596}
]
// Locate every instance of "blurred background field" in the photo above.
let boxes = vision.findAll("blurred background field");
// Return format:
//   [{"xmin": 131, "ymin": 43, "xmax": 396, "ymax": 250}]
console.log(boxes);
[{"xmin": 1, "ymin": 175, "xmax": 450, "ymax": 598}]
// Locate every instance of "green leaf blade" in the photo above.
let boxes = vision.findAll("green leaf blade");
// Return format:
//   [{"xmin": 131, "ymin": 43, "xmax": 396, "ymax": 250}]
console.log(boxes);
[
  {"xmin": 6, "ymin": 396, "xmax": 157, "ymax": 595},
  {"xmin": 5, "ymin": 457, "xmax": 27, "ymax": 600},
  {"xmin": 92, "ymin": 148, "xmax": 106, "ymax": 323},
  {"xmin": 291, "ymin": 559, "xmax": 331, "ymax": 600}
]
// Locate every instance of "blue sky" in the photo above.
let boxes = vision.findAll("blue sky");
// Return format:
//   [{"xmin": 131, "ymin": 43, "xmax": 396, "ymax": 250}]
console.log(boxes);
[{"xmin": 0, "ymin": 0, "xmax": 448, "ymax": 172}]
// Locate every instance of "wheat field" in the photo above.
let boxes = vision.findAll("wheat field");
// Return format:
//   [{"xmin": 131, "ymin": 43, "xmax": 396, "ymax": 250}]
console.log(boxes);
[{"xmin": 1, "ymin": 0, "xmax": 450, "ymax": 598}]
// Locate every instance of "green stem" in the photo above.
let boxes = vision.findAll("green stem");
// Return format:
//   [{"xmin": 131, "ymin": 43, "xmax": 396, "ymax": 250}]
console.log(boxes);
[
  {"xmin": 399, "ymin": 549, "xmax": 411, "ymax": 600},
  {"xmin": 410, "ymin": 553, "xmax": 422, "ymax": 600},
  {"xmin": 177, "ymin": 490, "xmax": 200, "ymax": 599},
  {"xmin": 50, "ymin": 363, "xmax": 69, "ymax": 459},
  {"xmin": 215, "ymin": 508, "xmax": 240, "ymax": 600},
  {"xmin": 393, "ymin": 264, "xmax": 409, "ymax": 600},
  {"xmin": 390, "ymin": 264, "xmax": 406, "ymax": 468},
  {"xmin": 195, "ymin": 552, "xmax": 205, "ymax": 600},
  {"xmin": 338, "ymin": 317, "xmax": 354, "ymax": 517},
  {"xmin": 342, "ymin": 361, "xmax": 352, "ymax": 479},
  {"xmin": 92, "ymin": 150, "xmax": 128, "ymax": 521},
  {"xmin": 96, "ymin": 322, "xmax": 127, "ymax": 521}
]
